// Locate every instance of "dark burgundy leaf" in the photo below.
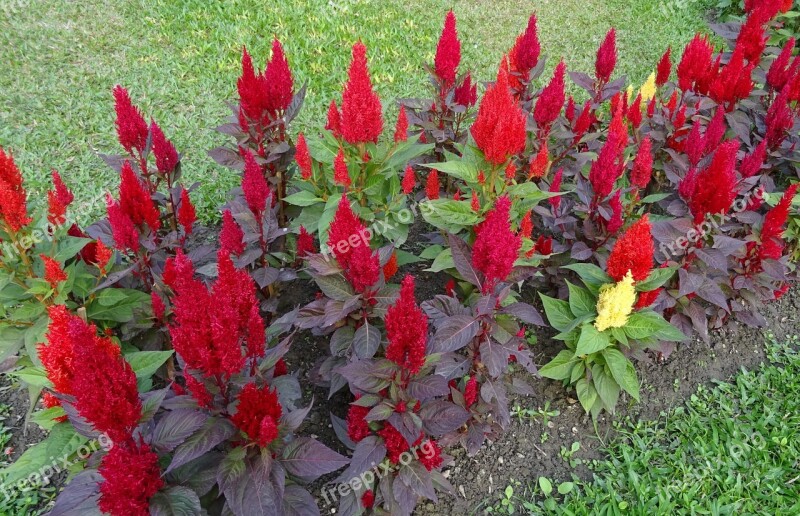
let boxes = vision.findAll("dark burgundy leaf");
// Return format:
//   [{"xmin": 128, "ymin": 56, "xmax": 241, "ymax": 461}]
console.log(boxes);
[
  {"xmin": 501, "ymin": 302, "xmax": 545, "ymax": 326},
  {"xmin": 399, "ymin": 461, "xmax": 436, "ymax": 501},
  {"xmin": 166, "ymin": 418, "xmax": 236, "ymax": 474},
  {"xmin": 283, "ymin": 485, "xmax": 319, "ymax": 516},
  {"xmin": 480, "ymin": 380, "xmax": 510, "ymax": 428},
  {"xmin": 152, "ymin": 409, "xmax": 208, "ymax": 453},
  {"xmin": 353, "ymin": 321, "xmax": 381, "ymax": 359},
  {"xmin": 407, "ymin": 375, "xmax": 450, "ymax": 400},
  {"xmin": 429, "ymin": 315, "xmax": 479, "ymax": 353},
  {"xmin": 149, "ymin": 486, "xmax": 202, "ymax": 516},
  {"xmin": 334, "ymin": 435, "xmax": 386, "ymax": 484},
  {"xmin": 419, "ymin": 400, "xmax": 470, "ymax": 436},
  {"xmin": 48, "ymin": 470, "xmax": 102, "ymax": 516},
  {"xmin": 448, "ymin": 234, "xmax": 483, "ymax": 288},
  {"xmin": 330, "ymin": 413, "xmax": 356, "ymax": 451},
  {"xmin": 282, "ymin": 437, "xmax": 349, "ymax": 483}
]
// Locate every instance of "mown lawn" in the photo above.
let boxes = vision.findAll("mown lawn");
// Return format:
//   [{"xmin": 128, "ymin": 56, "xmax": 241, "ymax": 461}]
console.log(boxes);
[{"xmin": 0, "ymin": 0, "xmax": 714, "ymax": 222}]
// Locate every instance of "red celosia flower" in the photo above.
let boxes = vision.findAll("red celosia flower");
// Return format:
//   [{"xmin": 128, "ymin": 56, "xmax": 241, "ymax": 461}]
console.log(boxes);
[
  {"xmin": 273, "ymin": 358, "xmax": 288, "ymax": 377},
  {"xmin": 264, "ymin": 39, "xmax": 294, "ymax": 114},
  {"xmin": 296, "ymin": 226, "xmax": 316, "ymax": 258},
  {"xmin": 326, "ymin": 100, "xmax": 342, "ymax": 138},
  {"xmin": 220, "ymin": 210, "xmax": 245, "ymax": 256},
  {"xmin": 177, "ymin": 187, "xmax": 196, "ymax": 235},
  {"xmin": 361, "ymin": 490, "xmax": 375, "ymax": 509},
  {"xmin": 767, "ymin": 38, "xmax": 797, "ymax": 91},
  {"xmin": 402, "ymin": 165, "xmax": 415, "ymax": 194},
  {"xmin": 760, "ymin": 184, "xmax": 799, "ymax": 260},
  {"xmin": 151, "ymin": 291, "xmax": 165, "ymax": 321},
  {"xmin": 736, "ymin": 7, "xmax": 771, "ymax": 64},
  {"xmin": 688, "ymin": 140, "xmax": 739, "ymax": 223},
  {"xmin": 589, "ymin": 134, "xmax": 625, "ymax": 199},
  {"xmin": 184, "ymin": 373, "xmax": 213, "ymax": 408},
  {"xmin": 106, "ymin": 195, "xmax": 139, "ymax": 253},
  {"xmin": 595, "ymin": 29, "xmax": 617, "ymax": 83},
  {"xmin": 231, "ymin": 382, "xmax": 283, "ymax": 448},
  {"xmin": 471, "ymin": 68, "xmax": 527, "ymax": 165},
  {"xmin": 383, "ymin": 251, "xmax": 399, "ymax": 280},
  {"xmin": 606, "ymin": 190, "xmax": 624, "ymax": 234},
  {"xmin": 454, "ymin": 72, "xmax": 478, "ymax": 107},
  {"xmin": 464, "ymin": 376, "xmax": 478, "ymax": 408},
  {"xmin": 635, "ymin": 288, "xmax": 662, "ymax": 309},
  {"xmin": 606, "ymin": 215, "xmax": 654, "ymax": 282},
  {"xmin": 70, "ymin": 318, "xmax": 141, "ymax": 443},
  {"xmin": 341, "ymin": 42, "xmax": 384, "ymax": 145},
  {"xmin": 150, "ymin": 121, "xmax": 179, "ymax": 174},
  {"xmin": 426, "ymin": 169, "xmax": 440, "ymax": 200},
  {"xmin": 631, "ymin": 137, "xmax": 653, "ymax": 189},
  {"xmin": 677, "ymin": 35, "xmax": 715, "ymax": 92},
  {"xmin": 41, "ymin": 392, "xmax": 68, "ymax": 423},
  {"xmin": 327, "ymin": 197, "xmax": 380, "ymax": 293},
  {"xmin": 98, "ymin": 441, "xmax": 163, "ymax": 516},
  {"xmin": 347, "ymin": 399, "xmax": 372, "ymax": 443},
  {"xmin": 565, "ymin": 96, "xmax": 576, "ymax": 122},
  {"xmin": 238, "ymin": 46, "xmax": 266, "ymax": 124},
  {"xmin": 0, "ymin": 147, "xmax": 31, "ymax": 232},
  {"xmin": 334, "ymin": 147, "xmax": 351, "ymax": 187},
  {"xmin": 678, "ymin": 167, "xmax": 698, "ymax": 201},
  {"xmin": 519, "ymin": 210, "xmax": 533, "ymax": 240},
  {"xmin": 113, "ymin": 85, "xmax": 148, "ymax": 154},
  {"xmin": 47, "ymin": 170, "xmax": 73, "ymax": 225},
  {"xmin": 704, "ymin": 108, "xmax": 727, "ymax": 154},
  {"xmin": 741, "ymin": 140, "xmax": 768, "ymax": 178},
  {"xmin": 685, "ymin": 122, "xmax": 705, "ymax": 167},
  {"xmin": 419, "ymin": 440, "xmax": 444, "ymax": 471},
  {"xmin": 385, "ymin": 275, "xmax": 428, "ymax": 374},
  {"xmin": 656, "ymin": 47, "xmax": 672, "ymax": 86},
  {"xmin": 40, "ymin": 255, "xmax": 67, "ymax": 287},
  {"xmin": 549, "ymin": 168, "xmax": 563, "ymax": 211},
  {"xmin": 472, "ymin": 196, "xmax": 522, "ymax": 292},
  {"xmin": 534, "ymin": 61, "xmax": 567, "ymax": 131},
  {"xmin": 647, "ymin": 97, "xmax": 657, "ymax": 118},
  {"xmin": 94, "ymin": 239, "xmax": 113, "ymax": 274},
  {"xmin": 241, "ymin": 147, "xmax": 270, "ymax": 215},
  {"xmin": 38, "ymin": 305, "xmax": 78, "ymax": 394},
  {"xmin": 295, "ymin": 132, "xmax": 313, "ymax": 180},
  {"xmin": 435, "ymin": 11, "xmax": 461, "ymax": 85},
  {"xmin": 529, "ymin": 143, "xmax": 550, "ymax": 179},
  {"xmin": 627, "ymin": 94, "xmax": 643, "ymax": 129},
  {"xmin": 377, "ymin": 423, "xmax": 412, "ymax": 464},
  {"xmin": 766, "ymin": 90, "xmax": 794, "ymax": 150},
  {"xmin": 394, "ymin": 105, "xmax": 409, "ymax": 143},
  {"xmin": 118, "ymin": 161, "xmax": 161, "ymax": 232},
  {"xmin": 514, "ymin": 14, "xmax": 541, "ymax": 74},
  {"xmin": 505, "ymin": 162, "xmax": 517, "ymax": 181},
  {"xmin": 573, "ymin": 100, "xmax": 594, "ymax": 143}
]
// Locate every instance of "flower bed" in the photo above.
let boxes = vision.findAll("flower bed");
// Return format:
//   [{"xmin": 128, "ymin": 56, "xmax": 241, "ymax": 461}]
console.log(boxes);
[{"xmin": 1, "ymin": 1, "xmax": 799, "ymax": 515}]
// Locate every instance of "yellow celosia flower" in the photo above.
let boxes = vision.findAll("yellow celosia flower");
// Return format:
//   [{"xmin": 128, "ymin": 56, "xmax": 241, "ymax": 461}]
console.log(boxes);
[
  {"xmin": 639, "ymin": 73, "xmax": 657, "ymax": 104},
  {"xmin": 595, "ymin": 271, "xmax": 636, "ymax": 332},
  {"xmin": 626, "ymin": 85, "xmax": 634, "ymax": 101}
]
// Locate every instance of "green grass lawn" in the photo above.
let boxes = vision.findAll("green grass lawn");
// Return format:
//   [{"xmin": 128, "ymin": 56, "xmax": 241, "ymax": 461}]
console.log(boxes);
[
  {"xmin": 1, "ymin": 0, "xmax": 714, "ymax": 223},
  {"xmin": 504, "ymin": 334, "xmax": 800, "ymax": 515}
]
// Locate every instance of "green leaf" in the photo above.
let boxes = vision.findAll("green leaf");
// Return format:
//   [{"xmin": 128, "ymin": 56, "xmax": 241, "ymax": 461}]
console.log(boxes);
[
  {"xmin": 426, "ymin": 248, "xmax": 454, "ymax": 273},
  {"xmin": 602, "ymin": 348, "xmax": 630, "ymax": 389},
  {"xmin": 622, "ymin": 362, "xmax": 641, "ymax": 401},
  {"xmin": 420, "ymin": 199, "xmax": 480, "ymax": 233},
  {"xmin": 53, "ymin": 236, "xmax": 91, "ymax": 262},
  {"xmin": 567, "ymin": 281, "xmax": 596, "ymax": 318},
  {"xmin": 125, "ymin": 350, "xmax": 174, "ymax": 379},
  {"xmin": 539, "ymin": 350, "xmax": 577, "ymax": 381},
  {"xmin": 575, "ymin": 324, "xmax": 611, "ymax": 356},
  {"xmin": 640, "ymin": 193, "xmax": 672, "ymax": 203},
  {"xmin": 10, "ymin": 366, "xmax": 52, "ymax": 388},
  {"xmin": 562, "ymin": 263, "xmax": 612, "ymax": 288},
  {"xmin": 558, "ymin": 482, "xmax": 575, "ymax": 495},
  {"xmin": 420, "ymin": 245, "xmax": 444, "ymax": 260},
  {"xmin": 625, "ymin": 311, "xmax": 687, "ymax": 342},
  {"xmin": 317, "ymin": 193, "xmax": 343, "ymax": 246},
  {"xmin": 538, "ymin": 476, "xmax": 553, "ymax": 496},
  {"xmin": 85, "ymin": 288, "xmax": 150, "ymax": 322},
  {"xmin": 313, "ymin": 273, "xmax": 355, "ymax": 301},
  {"xmin": 636, "ymin": 266, "xmax": 677, "ymax": 292},
  {"xmin": 0, "ymin": 326, "xmax": 25, "ymax": 363},
  {"xmin": 610, "ymin": 327, "xmax": 628, "ymax": 347},
  {"xmin": 576, "ymin": 378, "xmax": 598, "ymax": 413},
  {"xmin": 0, "ymin": 422, "xmax": 87, "ymax": 485},
  {"xmin": 593, "ymin": 367, "xmax": 620, "ymax": 412},
  {"xmin": 423, "ymin": 161, "xmax": 478, "ymax": 183},
  {"xmin": 539, "ymin": 294, "xmax": 574, "ymax": 333},
  {"xmin": 284, "ymin": 191, "xmax": 324, "ymax": 207}
]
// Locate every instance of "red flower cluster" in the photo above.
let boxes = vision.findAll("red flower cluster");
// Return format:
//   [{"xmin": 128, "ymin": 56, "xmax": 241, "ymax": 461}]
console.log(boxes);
[
  {"xmin": 237, "ymin": 41, "xmax": 294, "ymax": 128},
  {"xmin": 341, "ymin": 42, "xmax": 384, "ymax": 145},
  {"xmin": 472, "ymin": 196, "xmax": 522, "ymax": 292},
  {"xmin": 38, "ymin": 305, "xmax": 78, "ymax": 395},
  {"xmin": 346, "ymin": 399, "xmax": 371, "ymax": 443},
  {"xmin": 231, "ymin": 383, "xmax": 283, "ymax": 448},
  {"xmin": 296, "ymin": 226, "xmax": 317, "ymax": 258},
  {"xmin": 0, "ymin": 147, "xmax": 31, "ymax": 232},
  {"xmin": 760, "ymin": 184, "xmax": 799, "ymax": 260},
  {"xmin": 361, "ymin": 490, "xmax": 375, "ymax": 509},
  {"xmin": 377, "ymin": 423, "xmax": 412, "ymax": 464},
  {"xmin": 741, "ymin": 141, "xmax": 768, "ymax": 178},
  {"xmin": 454, "ymin": 72, "xmax": 478, "ymax": 106},
  {"xmin": 402, "ymin": 165, "xmax": 415, "ymax": 194},
  {"xmin": 595, "ymin": 29, "xmax": 617, "ymax": 83},
  {"xmin": 220, "ymin": 210, "xmax": 245, "ymax": 256},
  {"xmin": 656, "ymin": 47, "xmax": 672, "ymax": 86},
  {"xmin": 419, "ymin": 440, "xmax": 444, "ymax": 471},
  {"xmin": 295, "ymin": 132, "xmax": 313, "ymax": 180},
  {"xmin": 47, "ymin": 170, "xmax": 73, "ymax": 226},
  {"xmin": 464, "ymin": 376, "xmax": 478, "ymax": 408},
  {"xmin": 533, "ymin": 61, "xmax": 566, "ymax": 132},
  {"xmin": 631, "ymin": 137, "xmax": 653, "ymax": 189},
  {"xmin": 334, "ymin": 147, "xmax": 351, "ymax": 187},
  {"xmin": 106, "ymin": 162, "xmax": 160, "ymax": 252},
  {"xmin": 40, "ymin": 255, "xmax": 67, "ymax": 287},
  {"xmin": 150, "ymin": 121, "xmax": 179, "ymax": 175},
  {"xmin": 177, "ymin": 187, "xmax": 196, "ymax": 235},
  {"xmin": 606, "ymin": 215, "xmax": 654, "ymax": 282},
  {"xmin": 98, "ymin": 441, "xmax": 163, "ymax": 516},
  {"xmin": 112, "ymin": 85, "xmax": 148, "ymax": 155},
  {"xmin": 677, "ymin": 34, "xmax": 715, "ymax": 93},
  {"xmin": 471, "ymin": 69, "xmax": 527, "ymax": 165},
  {"xmin": 687, "ymin": 140, "xmax": 738, "ymax": 223},
  {"xmin": 765, "ymin": 90, "xmax": 795, "ymax": 150},
  {"xmin": 767, "ymin": 38, "xmax": 799, "ymax": 92},
  {"xmin": 385, "ymin": 275, "xmax": 428, "ymax": 375},
  {"xmin": 394, "ymin": 105, "xmax": 409, "ymax": 143},
  {"xmin": 326, "ymin": 100, "xmax": 342, "ymax": 138},
  {"xmin": 511, "ymin": 14, "xmax": 541, "ymax": 78},
  {"xmin": 708, "ymin": 48, "xmax": 756, "ymax": 110},
  {"xmin": 435, "ymin": 11, "xmax": 461, "ymax": 85},
  {"xmin": 588, "ymin": 127, "xmax": 625, "ymax": 199},
  {"xmin": 549, "ymin": 168, "xmax": 563, "ymax": 210},
  {"xmin": 426, "ymin": 169, "xmax": 440, "ymax": 199},
  {"xmin": 327, "ymin": 197, "xmax": 380, "ymax": 293},
  {"xmin": 241, "ymin": 147, "xmax": 271, "ymax": 216},
  {"xmin": 264, "ymin": 39, "xmax": 294, "ymax": 115}
]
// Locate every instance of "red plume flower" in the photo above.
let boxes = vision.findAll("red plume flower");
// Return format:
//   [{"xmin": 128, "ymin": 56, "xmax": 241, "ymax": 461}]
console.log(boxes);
[
  {"xmin": 631, "ymin": 137, "xmax": 653, "ymax": 189},
  {"xmin": 38, "ymin": 306, "xmax": 78, "ymax": 395},
  {"xmin": 151, "ymin": 291, "xmax": 165, "ymax": 322},
  {"xmin": 514, "ymin": 14, "xmax": 541, "ymax": 73},
  {"xmin": 341, "ymin": 42, "xmax": 384, "ymax": 145},
  {"xmin": 656, "ymin": 47, "xmax": 672, "ymax": 86},
  {"xmin": 220, "ymin": 210, "xmax": 245, "ymax": 256},
  {"xmin": 635, "ymin": 288, "xmax": 662, "ymax": 309},
  {"xmin": 346, "ymin": 398, "xmax": 371, "ymax": 443},
  {"xmin": 464, "ymin": 376, "xmax": 479, "ymax": 408},
  {"xmin": 327, "ymin": 197, "xmax": 380, "ymax": 293},
  {"xmin": 98, "ymin": 441, "xmax": 163, "ymax": 516},
  {"xmin": 505, "ymin": 162, "xmax": 517, "ymax": 181},
  {"xmin": 295, "ymin": 132, "xmax": 312, "ymax": 180},
  {"xmin": 419, "ymin": 440, "xmax": 444, "ymax": 471},
  {"xmin": 47, "ymin": 170, "xmax": 73, "ymax": 225},
  {"xmin": 760, "ymin": 184, "xmax": 799, "ymax": 260},
  {"xmin": 94, "ymin": 240, "xmax": 113, "ymax": 274},
  {"xmin": 177, "ymin": 188, "xmax": 196, "ymax": 236},
  {"xmin": 326, "ymin": 100, "xmax": 342, "ymax": 138},
  {"xmin": 264, "ymin": 39, "xmax": 294, "ymax": 114},
  {"xmin": 296, "ymin": 226, "xmax": 316, "ymax": 258},
  {"xmin": 106, "ymin": 195, "xmax": 139, "ymax": 253},
  {"xmin": 361, "ymin": 490, "xmax": 376, "ymax": 509},
  {"xmin": 688, "ymin": 140, "xmax": 738, "ymax": 223},
  {"xmin": 0, "ymin": 147, "xmax": 31, "ymax": 232},
  {"xmin": 402, "ymin": 165, "xmax": 416, "ymax": 194},
  {"xmin": 231, "ymin": 383, "xmax": 283, "ymax": 448},
  {"xmin": 40, "ymin": 255, "xmax": 67, "ymax": 287},
  {"xmin": 549, "ymin": 168, "xmax": 563, "ymax": 210},
  {"xmin": 519, "ymin": 210, "xmax": 533, "ymax": 240},
  {"xmin": 595, "ymin": 29, "xmax": 617, "ymax": 83},
  {"xmin": 454, "ymin": 72, "xmax": 478, "ymax": 107},
  {"xmin": 677, "ymin": 35, "xmax": 715, "ymax": 92},
  {"xmin": 150, "ymin": 121, "xmax": 179, "ymax": 174},
  {"xmin": 741, "ymin": 140, "xmax": 768, "ymax": 178},
  {"xmin": 534, "ymin": 61, "xmax": 567, "ymax": 131},
  {"xmin": 606, "ymin": 190, "xmax": 624, "ymax": 234},
  {"xmin": 394, "ymin": 105, "xmax": 409, "ymax": 143},
  {"xmin": 334, "ymin": 147, "xmax": 351, "ymax": 187},
  {"xmin": 383, "ymin": 251, "xmax": 399, "ymax": 280},
  {"xmin": 573, "ymin": 100, "xmax": 594, "ymax": 143},
  {"xmin": 589, "ymin": 134, "xmax": 625, "ymax": 199},
  {"xmin": 529, "ymin": 143, "xmax": 550, "ymax": 179},
  {"xmin": 606, "ymin": 215, "xmax": 654, "ymax": 282},
  {"xmin": 112, "ymin": 85, "xmax": 148, "ymax": 154},
  {"xmin": 704, "ymin": 108, "xmax": 727, "ymax": 154},
  {"xmin": 118, "ymin": 162, "xmax": 160, "ymax": 232},
  {"xmin": 471, "ymin": 191, "xmax": 480, "ymax": 212},
  {"xmin": 435, "ymin": 11, "xmax": 461, "ymax": 85},
  {"xmin": 765, "ymin": 90, "xmax": 794, "ymax": 150},
  {"xmin": 385, "ymin": 275, "xmax": 428, "ymax": 375},
  {"xmin": 426, "ymin": 169, "xmax": 440, "ymax": 200},
  {"xmin": 472, "ymin": 196, "xmax": 522, "ymax": 292},
  {"xmin": 471, "ymin": 68, "xmax": 527, "ymax": 165},
  {"xmin": 767, "ymin": 38, "xmax": 797, "ymax": 91},
  {"xmin": 241, "ymin": 148, "xmax": 270, "ymax": 215},
  {"xmin": 237, "ymin": 46, "xmax": 266, "ymax": 124}
]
